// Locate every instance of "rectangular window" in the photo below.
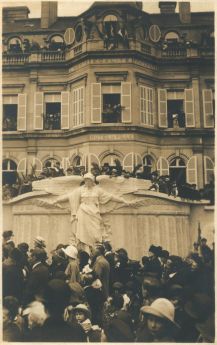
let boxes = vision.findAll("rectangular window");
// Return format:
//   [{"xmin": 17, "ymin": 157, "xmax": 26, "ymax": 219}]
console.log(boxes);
[
  {"xmin": 102, "ymin": 93, "xmax": 121, "ymax": 123},
  {"xmin": 167, "ymin": 100, "xmax": 185, "ymax": 128},
  {"xmin": 140, "ymin": 86, "xmax": 154, "ymax": 126},
  {"xmin": 3, "ymin": 104, "xmax": 18, "ymax": 131},
  {"xmin": 73, "ymin": 87, "xmax": 84, "ymax": 127},
  {"xmin": 44, "ymin": 94, "xmax": 61, "ymax": 130}
]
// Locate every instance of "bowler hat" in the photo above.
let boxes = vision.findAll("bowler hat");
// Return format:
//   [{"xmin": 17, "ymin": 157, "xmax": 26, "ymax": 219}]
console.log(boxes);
[
  {"xmin": 149, "ymin": 245, "xmax": 161, "ymax": 256},
  {"xmin": 3, "ymin": 230, "xmax": 14, "ymax": 238},
  {"xmin": 141, "ymin": 298, "xmax": 180, "ymax": 329}
]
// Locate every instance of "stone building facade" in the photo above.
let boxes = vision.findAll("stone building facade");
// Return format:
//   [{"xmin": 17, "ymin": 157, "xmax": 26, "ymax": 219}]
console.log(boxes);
[{"xmin": 2, "ymin": 1, "xmax": 215, "ymax": 189}]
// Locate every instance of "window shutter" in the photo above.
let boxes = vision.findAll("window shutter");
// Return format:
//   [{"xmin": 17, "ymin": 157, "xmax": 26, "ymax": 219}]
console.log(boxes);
[
  {"xmin": 121, "ymin": 82, "xmax": 131, "ymax": 123},
  {"xmin": 203, "ymin": 89, "xmax": 214, "ymax": 128},
  {"xmin": 73, "ymin": 87, "xmax": 84, "ymax": 127},
  {"xmin": 17, "ymin": 158, "xmax": 27, "ymax": 175},
  {"xmin": 32, "ymin": 157, "xmax": 43, "ymax": 174},
  {"xmin": 158, "ymin": 89, "xmax": 167, "ymax": 128},
  {"xmin": 34, "ymin": 92, "xmax": 44, "ymax": 130},
  {"xmin": 91, "ymin": 83, "xmax": 101, "ymax": 123},
  {"xmin": 204, "ymin": 156, "xmax": 214, "ymax": 184},
  {"xmin": 148, "ymin": 88, "xmax": 154, "ymax": 126},
  {"xmin": 140, "ymin": 86, "xmax": 154, "ymax": 126},
  {"xmin": 184, "ymin": 89, "xmax": 195, "ymax": 127},
  {"xmin": 123, "ymin": 152, "xmax": 134, "ymax": 172},
  {"xmin": 17, "ymin": 94, "xmax": 27, "ymax": 131},
  {"xmin": 61, "ymin": 92, "xmax": 70, "ymax": 129},
  {"xmin": 157, "ymin": 157, "xmax": 169, "ymax": 176},
  {"xmin": 187, "ymin": 156, "xmax": 197, "ymax": 186}
]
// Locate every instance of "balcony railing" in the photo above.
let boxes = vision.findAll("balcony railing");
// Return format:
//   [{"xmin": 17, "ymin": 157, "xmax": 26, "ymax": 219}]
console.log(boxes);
[
  {"xmin": 40, "ymin": 51, "xmax": 65, "ymax": 62},
  {"xmin": 162, "ymin": 47, "xmax": 187, "ymax": 57},
  {"xmin": 3, "ymin": 53, "xmax": 30, "ymax": 65}
]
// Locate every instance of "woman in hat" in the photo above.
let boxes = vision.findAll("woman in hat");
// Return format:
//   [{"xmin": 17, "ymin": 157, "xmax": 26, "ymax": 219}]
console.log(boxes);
[
  {"xmin": 52, "ymin": 172, "xmax": 130, "ymax": 254},
  {"xmin": 136, "ymin": 298, "xmax": 180, "ymax": 342},
  {"xmin": 62, "ymin": 245, "xmax": 80, "ymax": 284}
]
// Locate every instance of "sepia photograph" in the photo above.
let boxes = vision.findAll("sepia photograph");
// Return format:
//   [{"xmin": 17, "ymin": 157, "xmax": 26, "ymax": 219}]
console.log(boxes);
[{"xmin": 2, "ymin": 0, "xmax": 215, "ymax": 342}]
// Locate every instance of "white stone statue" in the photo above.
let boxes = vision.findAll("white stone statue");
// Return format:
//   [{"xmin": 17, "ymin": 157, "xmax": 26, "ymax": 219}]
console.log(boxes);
[{"xmin": 33, "ymin": 173, "xmax": 149, "ymax": 253}]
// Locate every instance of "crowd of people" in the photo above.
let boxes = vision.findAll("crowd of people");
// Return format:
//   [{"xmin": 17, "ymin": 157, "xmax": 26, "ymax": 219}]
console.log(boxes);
[
  {"xmin": 3, "ymin": 229, "xmax": 215, "ymax": 342},
  {"xmin": 2, "ymin": 160, "xmax": 215, "ymax": 205}
]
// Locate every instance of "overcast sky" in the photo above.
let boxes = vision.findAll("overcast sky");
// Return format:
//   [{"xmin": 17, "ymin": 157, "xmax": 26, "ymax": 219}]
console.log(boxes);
[{"xmin": 2, "ymin": 0, "xmax": 215, "ymax": 17}]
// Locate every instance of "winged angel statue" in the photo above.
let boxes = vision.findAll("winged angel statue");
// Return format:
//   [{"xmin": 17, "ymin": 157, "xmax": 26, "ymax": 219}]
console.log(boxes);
[{"xmin": 33, "ymin": 173, "xmax": 149, "ymax": 253}]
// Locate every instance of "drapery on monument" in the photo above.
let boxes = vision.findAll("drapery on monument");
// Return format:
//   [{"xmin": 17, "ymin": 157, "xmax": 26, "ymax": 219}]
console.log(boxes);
[{"xmin": 34, "ymin": 173, "xmax": 143, "ymax": 254}]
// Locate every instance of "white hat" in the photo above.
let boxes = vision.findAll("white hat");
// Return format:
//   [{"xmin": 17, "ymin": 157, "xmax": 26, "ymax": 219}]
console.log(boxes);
[
  {"xmin": 62, "ymin": 245, "xmax": 78, "ymax": 259},
  {"xmin": 83, "ymin": 173, "xmax": 95, "ymax": 181},
  {"xmin": 141, "ymin": 298, "xmax": 180, "ymax": 329}
]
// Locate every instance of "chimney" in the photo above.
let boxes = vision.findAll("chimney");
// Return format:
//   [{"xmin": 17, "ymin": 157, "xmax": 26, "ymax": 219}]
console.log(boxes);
[
  {"xmin": 179, "ymin": 2, "xmax": 191, "ymax": 24},
  {"xmin": 158, "ymin": 2, "xmax": 177, "ymax": 14},
  {"xmin": 41, "ymin": 1, "xmax": 58, "ymax": 29},
  {"xmin": 3, "ymin": 6, "xmax": 30, "ymax": 23}
]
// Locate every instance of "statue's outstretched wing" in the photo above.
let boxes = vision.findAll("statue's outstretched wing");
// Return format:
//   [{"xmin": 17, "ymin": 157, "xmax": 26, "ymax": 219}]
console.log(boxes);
[{"xmin": 32, "ymin": 175, "xmax": 83, "ymax": 195}]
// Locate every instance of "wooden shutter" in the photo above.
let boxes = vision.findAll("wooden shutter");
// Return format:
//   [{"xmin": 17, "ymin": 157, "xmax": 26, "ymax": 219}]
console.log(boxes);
[
  {"xmin": 158, "ymin": 89, "xmax": 167, "ymax": 128},
  {"xmin": 187, "ymin": 156, "xmax": 197, "ymax": 185},
  {"xmin": 91, "ymin": 83, "xmax": 101, "ymax": 123},
  {"xmin": 203, "ymin": 89, "xmax": 214, "ymax": 128},
  {"xmin": 157, "ymin": 157, "xmax": 169, "ymax": 176},
  {"xmin": 123, "ymin": 152, "xmax": 134, "ymax": 172},
  {"xmin": 34, "ymin": 92, "xmax": 43, "ymax": 130},
  {"xmin": 204, "ymin": 156, "xmax": 214, "ymax": 184},
  {"xmin": 61, "ymin": 91, "xmax": 69, "ymax": 129},
  {"xmin": 148, "ymin": 88, "xmax": 154, "ymax": 126},
  {"xmin": 17, "ymin": 158, "xmax": 27, "ymax": 174},
  {"xmin": 32, "ymin": 157, "xmax": 42, "ymax": 173},
  {"xmin": 184, "ymin": 89, "xmax": 195, "ymax": 127},
  {"xmin": 80, "ymin": 87, "xmax": 84, "ymax": 125},
  {"xmin": 121, "ymin": 82, "xmax": 131, "ymax": 123},
  {"xmin": 17, "ymin": 94, "xmax": 27, "ymax": 131}
]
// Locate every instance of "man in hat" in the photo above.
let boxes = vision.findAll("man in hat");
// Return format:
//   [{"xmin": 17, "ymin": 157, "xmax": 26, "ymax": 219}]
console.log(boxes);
[
  {"xmin": 24, "ymin": 248, "xmax": 50, "ymax": 305},
  {"xmin": 200, "ymin": 238, "xmax": 212, "ymax": 263},
  {"xmin": 147, "ymin": 245, "xmax": 162, "ymax": 278},
  {"xmin": 33, "ymin": 236, "xmax": 46, "ymax": 249},
  {"xmin": 3, "ymin": 230, "xmax": 14, "ymax": 245}
]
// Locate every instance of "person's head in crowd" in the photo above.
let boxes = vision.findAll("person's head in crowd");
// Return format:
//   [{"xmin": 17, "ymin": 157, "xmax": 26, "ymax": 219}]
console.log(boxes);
[
  {"xmin": 140, "ymin": 298, "xmax": 179, "ymax": 340},
  {"xmin": 103, "ymin": 319, "xmax": 134, "ymax": 342},
  {"xmin": 112, "ymin": 281, "xmax": 124, "ymax": 295},
  {"xmin": 142, "ymin": 255, "xmax": 149, "ymax": 268},
  {"xmin": 103, "ymin": 241, "xmax": 112, "ymax": 253},
  {"xmin": 91, "ymin": 243, "xmax": 105, "ymax": 260},
  {"xmin": 3, "ymin": 230, "xmax": 14, "ymax": 244},
  {"xmin": 73, "ymin": 304, "xmax": 91, "ymax": 324},
  {"xmin": 68, "ymin": 282, "xmax": 85, "ymax": 306},
  {"xmin": 125, "ymin": 281, "xmax": 137, "ymax": 298},
  {"xmin": 34, "ymin": 236, "xmax": 46, "ymax": 249},
  {"xmin": 184, "ymin": 293, "xmax": 213, "ymax": 323},
  {"xmin": 78, "ymin": 250, "xmax": 90, "ymax": 270},
  {"xmin": 22, "ymin": 301, "xmax": 48, "ymax": 330},
  {"xmin": 111, "ymin": 168, "xmax": 118, "ymax": 177},
  {"xmin": 196, "ymin": 313, "xmax": 215, "ymax": 343},
  {"xmin": 62, "ymin": 245, "xmax": 78, "ymax": 262},
  {"xmin": 29, "ymin": 248, "xmax": 48, "ymax": 267},
  {"xmin": 111, "ymin": 294, "xmax": 124, "ymax": 311},
  {"xmin": 201, "ymin": 238, "xmax": 207, "ymax": 246},
  {"xmin": 159, "ymin": 250, "xmax": 169, "ymax": 264},
  {"xmin": 17, "ymin": 242, "xmax": 29, "ymax": 255},
  {"xmin": 148, "ymin": 245, "xmax": 161, "ymax": 258},
  {"xmin": 116, "ymin": 248, "xmax": 128, "ymax": 264},
  {"xmin": 43, "ymin": 279, "xmax": 71, "ymax": 317},
  {"xmin": 3, "ymin": 296, "xmax": 20, "ymax": 322},
  {"xmin": 4, "ymin": 240, "xmax": 15, "ymax": 256},
  {"xmin": 184, "ymin": 257, "xmax": 198, "ymax": 271},
  {"xmin": 166, "ymin": 255, "xmax": 183, "ymax": 273},
  {"xmin": 9, "ymin": 247, "xmax": 24, "ymax": 267},
  {"xmin": 167, "ymin": 284, "xmax": 184, "ymax": 309},
  {"xmin": 142, "ymin": 276, "xmax": 161, "ymax": 300},
  {"xmin": 193, "ymin": 241, "xmax": 199, "ymax": 250}
]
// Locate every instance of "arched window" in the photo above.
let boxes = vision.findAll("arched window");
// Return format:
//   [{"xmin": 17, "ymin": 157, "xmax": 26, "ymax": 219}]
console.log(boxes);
[
  {"xmin": 44, "ymin": 158, "xmax": 60, "ymax": 168},
  {"xmin": 143, "ymin": 155, "xmax": 155, "ymax": 178},
  {"xmin": 103, "ymin": 14, "xmax": 118, "ymax": 39},
  {"xmin": 2, "ymin": 159, "xmax": 17, "ymax": 185},
  {"xmin": 169, "ymin": 157, "xmax": 186, "ymax": 184},
  {"xmin": 8, "ymin": 37, "xmax": 22, "ymax": 53},
  {"xmin": 164, "ymin": 31, "xmax": 179, "ymax": 43},
  {"xmin": 101, "ymin": 153, "xmax": 122, "ymax": 166},
  {"xmin": 49, "ymin": 35, "xmax": 64, "ymax": 51}
]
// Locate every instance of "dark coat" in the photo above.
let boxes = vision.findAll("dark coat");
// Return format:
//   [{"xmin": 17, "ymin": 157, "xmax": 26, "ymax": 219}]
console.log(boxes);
[
  {"xmin": 27, "ymin": 317, "xmax": 86, "ymax": 342},
  {"xmin": 3, "ymin": 259, "xmax": 24, "ymax": 300},
  {"xmin": 93, "ymin": 255, "xmax": 110, "ymax": 300},
  {"xmin": 24, "ymin": 262, "xmax": 50, "ymax": 304}
]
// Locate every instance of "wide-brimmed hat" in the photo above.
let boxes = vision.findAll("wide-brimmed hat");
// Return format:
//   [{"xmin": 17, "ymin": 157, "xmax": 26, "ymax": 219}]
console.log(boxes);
[
  {"xmin": 73, "ymin": 304, "xmax": 91, "ymax": 319},
  {"xmin": 148, "ymin": 245, "xmax": 162, "ymax": 256},
  {"xmin": 3, "ymin": 230, "xmax": 14, "ymax": 238},
  {"xmin": 34, "ymin": 236, "xmax": 46, "ymax": 248},
  {"xmin": 83, "ymin": 173, "xmax": 95, "ymax": 181},
  {"xmin": 141, "ymin": 298, "xmax": 180, "ymax": 329},
  {"xmin": 62, "ymin": 245, "xmax": 78, "ymax": 259}
]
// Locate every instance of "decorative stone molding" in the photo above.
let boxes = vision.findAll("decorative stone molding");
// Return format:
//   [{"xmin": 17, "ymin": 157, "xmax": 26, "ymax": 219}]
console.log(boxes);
[
  {"xmin": 95, "ymin": 71, "xmax": 128, "ymax": 82},
  {"xmin": 2, "ymin": 83, "xmax": 25, "ymax": 93},
  {"xmin": 68, "ymin": 73, "xmax": 88, "ymax": 87}
]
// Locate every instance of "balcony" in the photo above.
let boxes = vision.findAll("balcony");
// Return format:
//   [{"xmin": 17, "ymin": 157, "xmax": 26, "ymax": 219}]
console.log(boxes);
[
  {"xmin": 161, "ymin": 46, "xmax": 187, "ymax": 58},
  {"xmin": 40, "ymin": 51, "xmax": 65, "ymax": 62},
  {"xmin": 3, "ymin": 52, "xmax": 30, "ymax": 65}
]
